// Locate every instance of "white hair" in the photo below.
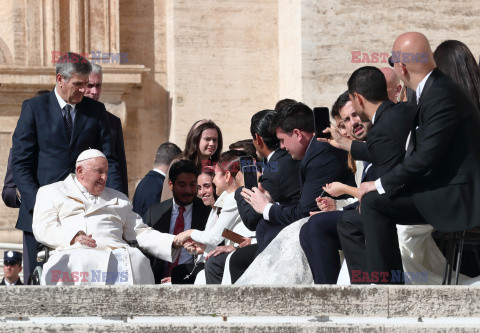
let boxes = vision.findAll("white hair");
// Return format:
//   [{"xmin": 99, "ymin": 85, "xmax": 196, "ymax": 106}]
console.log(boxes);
[{"xmin": 91, "ymin": 63, "xmax": 103, "ymax": 78}]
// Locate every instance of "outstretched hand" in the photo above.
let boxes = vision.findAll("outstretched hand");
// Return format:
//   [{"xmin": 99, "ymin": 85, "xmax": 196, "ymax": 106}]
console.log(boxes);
[
  {"xmin": 183, "ymin": 240, "xmax": 206, "ymax": 255},
  {"xmin": 317, "ymin": 125, "xmax": 352, "ymax": 152}
]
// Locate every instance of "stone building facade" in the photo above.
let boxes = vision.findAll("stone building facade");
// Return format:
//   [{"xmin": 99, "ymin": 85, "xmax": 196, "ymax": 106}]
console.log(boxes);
[{"xmin": 0, "ymin": 0, "xmax": 479, "ymax": 243}]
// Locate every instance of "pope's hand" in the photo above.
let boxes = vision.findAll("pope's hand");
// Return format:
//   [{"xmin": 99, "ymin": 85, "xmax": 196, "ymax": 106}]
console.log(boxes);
[{"xmin": 73, "ymin": 232, "xmax": 97, "ymax": 248}]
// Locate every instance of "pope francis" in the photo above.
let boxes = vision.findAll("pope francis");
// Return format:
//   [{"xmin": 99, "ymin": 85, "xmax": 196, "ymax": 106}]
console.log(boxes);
[{"xmin": 33, "ymin": 149, "xmax": 181, "ymax": 285}]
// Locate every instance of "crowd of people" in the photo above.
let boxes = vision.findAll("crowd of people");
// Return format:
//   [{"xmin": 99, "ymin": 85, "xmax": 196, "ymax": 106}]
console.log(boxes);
[{"xmin": 3, "ymin": 31, "xmax": 480, "ymax": 286}]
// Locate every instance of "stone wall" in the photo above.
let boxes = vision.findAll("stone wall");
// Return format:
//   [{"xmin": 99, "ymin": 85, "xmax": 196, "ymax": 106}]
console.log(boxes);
[{"xmin": 166, "ymin": 0, "xmax": 279, "ymax": 147}]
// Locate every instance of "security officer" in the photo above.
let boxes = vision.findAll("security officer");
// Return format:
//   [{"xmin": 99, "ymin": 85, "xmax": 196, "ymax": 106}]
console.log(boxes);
[{"xmin": 1, "ymin": 251, "xmax": 23, "ymax": 285}]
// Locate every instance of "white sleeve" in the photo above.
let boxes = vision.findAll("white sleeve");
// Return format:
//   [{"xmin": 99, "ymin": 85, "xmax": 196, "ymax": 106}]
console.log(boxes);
[
  {"xmin": 124, "ymin": 202, "xmax": 180, "ymax": 263},
  {"xmin": 191, "ymin": 195, "xmax": 240, "ymax": 247},
  {"xmin": 375, "ymin": 178, "xmax": 386, "ymax": 195},
  {"xmin": 263, "ymin": 203, "xmax": 273, "ymax": 220},
  {"xmin": 32, "ymin": 186, "xmax": 82, "ymax": 248}
]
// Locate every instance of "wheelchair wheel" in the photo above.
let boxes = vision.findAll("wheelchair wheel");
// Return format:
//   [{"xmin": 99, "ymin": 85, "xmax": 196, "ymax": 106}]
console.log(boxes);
[{"xmin": 28, "ymin": 266, "xmax": 43, "ymax": 285}]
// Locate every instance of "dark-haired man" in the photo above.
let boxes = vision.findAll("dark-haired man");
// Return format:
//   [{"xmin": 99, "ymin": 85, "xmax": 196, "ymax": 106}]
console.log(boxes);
[
  {"xmin": 144, "ymin": 159, "xmax": 210, "ymax": 284},
  {"xmin": 242, "ymin": 102, "xmax": 354, "ymax": 229},
  {"xmin": 229, "ymin": 110, "xmax": 301, "ymax": 282},
  {"xmin": 355, "ymin": 32, "xmax": 480, "ymax": 283},
  {"xmin": 133, "ymin": 142, "xmax": 182, "ymax": 218},
  {"xmin": 315, "ymin": 68, "xmax": 416, "ymax": 283}
]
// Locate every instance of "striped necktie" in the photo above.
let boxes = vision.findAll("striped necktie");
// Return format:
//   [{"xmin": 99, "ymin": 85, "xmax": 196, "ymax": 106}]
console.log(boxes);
[{"xmin": 63, "ymin": 104, "xmax": 73, "ymax": 139}]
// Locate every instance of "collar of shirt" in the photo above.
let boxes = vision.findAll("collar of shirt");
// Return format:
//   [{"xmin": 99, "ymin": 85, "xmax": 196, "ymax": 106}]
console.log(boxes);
[
  {"xmin": 266, "ymin": 150, "xmax": 275, "ymax": 163},
  {"xmin": 153, "ymin": 168, "xmax": 167, "ymax": 178},
  {"xmin": 305, "ymin": 136, "xmax": 315, "ymax": 155},
  {"xmin": 74, "ymin": 176, "xmax": 98, "ymax": 203},
  {"xmin": 172, "ymin": 198, "xmax": 194, "ymax": 215},
  {"xmin": 4, "ymin": 278, "xmax": 18, "ymax": 286},
  {"xmin": 415, "ymin": 70, "xmax": 434, "ymax": 104},
  {"xmin": 371, "ymin": 111, "xmax": 377, "ymax": 125},
  {"xmin": 54, "ymin": 87, "xmax": 77, "ymax": 121}
]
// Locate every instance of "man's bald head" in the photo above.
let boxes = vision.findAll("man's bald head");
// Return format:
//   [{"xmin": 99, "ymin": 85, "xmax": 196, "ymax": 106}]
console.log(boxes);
[
  {"xmin": 380, "ymin": 67, "xmax": 402, "ymax": 103},
  {"xmin": 392, "ymin": 32, "xmax": 436, "ymax": 89}
]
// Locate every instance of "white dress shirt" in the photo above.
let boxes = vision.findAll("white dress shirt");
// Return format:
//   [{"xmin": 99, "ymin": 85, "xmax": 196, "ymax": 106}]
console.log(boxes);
[
  {"xmin": 170, "ymin": 199, "xmax": 194, "ymax": 265},
  {"xmin": 374, "ymin": 70, "xmax": 434, "ymax": 195},
  {"xmin": 54, "ymin": 87, "xmax": 77, "ymax": 124},
  {"xmin": 153, "ymin": 168, "xmax": 167, "ymax": 177},
  {"xmin": 3, "ymin": 278, "xmax": 19, "ymax": 286}
]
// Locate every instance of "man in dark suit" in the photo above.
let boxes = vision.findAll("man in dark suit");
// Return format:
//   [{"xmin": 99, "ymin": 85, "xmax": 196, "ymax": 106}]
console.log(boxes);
[
  {"xmin": 235, "ymin": 110, "xmax": 301, "ymax": 250},
  {"xmin": 1, "ymin": 251, "xmax": 23, "ymax": 285},
  {"xmin": 133, "ymin": 142, "xmax": 182, "ymax": 218},
  {"xmin": 144, "ymin": 160, "xmax": 210, "ymax": 284},
  {"xmin": 3, "ymin": 91, "xmax": 50, "ymax": 209},
  {"xmin": 85, "ymin": 63, "xmax": 129, "ymax": 196},
  {"xmin": 305, "ymin": 72, "xmax": 416, "ymax": 284},
  {"xmin": 12, "ymin": 52, "xmax": 121, "ymax": 281},
  {"xmin": 242, "ymin": 102, "xmax": 355, "ymax": 229},
  {"xmin": 229, "ymin": 110, "xmax": 301, "ymax": 283},
  {"xmin": 2, "ymin": 149, "xmax": 20, "ymax": 208},
  {"xmin": 356, "ymin": 32, "xmax": 480, "ymax": 283}
]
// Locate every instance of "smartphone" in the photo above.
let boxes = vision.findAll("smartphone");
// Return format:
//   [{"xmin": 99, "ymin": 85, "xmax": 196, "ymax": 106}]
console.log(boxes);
[
  {"xmin": 239, "ymin": 155, "xmax": 254, "ymax": 171},
  {"xmin": 242, "ymin": 165, "xmax": 258, "ymax": 190},
  {"xmin": 313, "ymin": 107, "xmax": 331, "ymax": 139}
]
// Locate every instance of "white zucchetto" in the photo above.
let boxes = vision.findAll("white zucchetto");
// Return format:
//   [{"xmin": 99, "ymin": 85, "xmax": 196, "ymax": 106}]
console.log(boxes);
[{"xmin": 76, "ymin": 149, "xmax": 106, "ymax": 163}]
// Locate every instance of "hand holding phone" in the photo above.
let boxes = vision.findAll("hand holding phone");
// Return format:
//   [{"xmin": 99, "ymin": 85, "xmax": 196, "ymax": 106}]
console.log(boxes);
[
  {"xmin": 242, "ymin": 165, "xmax": 258, "ymax": 190},
  {"xmin": 313, "ymin": 107, "xmax": 331, "ymax": 139}
]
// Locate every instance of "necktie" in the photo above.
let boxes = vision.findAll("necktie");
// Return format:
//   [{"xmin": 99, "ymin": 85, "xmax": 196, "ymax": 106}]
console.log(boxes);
[
  {"xmin": 63, "ymin": 105, "xmax": 73, "ymax": 139},
  {"xmin": 166, "ymin": 206, "xmax": 186, "ymax": 277}
]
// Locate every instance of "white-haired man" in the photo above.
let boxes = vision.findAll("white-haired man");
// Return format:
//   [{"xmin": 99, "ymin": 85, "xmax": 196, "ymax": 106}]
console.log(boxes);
[
  {"xmin": 85, "ymin": 63, "xmax": 129, "ymax": 196},
  {"xmin": 32, "ymin": 149, "xmax": 181, "ymax": 285}
]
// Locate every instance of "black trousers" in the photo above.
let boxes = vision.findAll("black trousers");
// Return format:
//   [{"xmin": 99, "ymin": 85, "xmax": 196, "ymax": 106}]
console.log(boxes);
[
  {"xmin": 171, "ymin": 263, "xmax": 205, "ymax": 284},
  {"xmin": 204, "ymin": 252, "xmax": 229, "ymax": 284},
  {"xmin": 229, "ymin": 244, "xmax": 258, "ymax": 284},
  {"xmin": 23, "ymin": 231, "xmax": 41, "ymax": 282},
  {"xmin": 337, "ymin": 208, "xmax": 368, "ymax": 284},
  {"xmin": 299, "ymin": 211, "xmax": 344, "ymax": 284},
  {"xmin": 359, "ymin": 191, "xmax": 426, "ymax": 284},
  {"xmin": 255, "ymin": 219, "xmax": 284, "ymax": 255}
]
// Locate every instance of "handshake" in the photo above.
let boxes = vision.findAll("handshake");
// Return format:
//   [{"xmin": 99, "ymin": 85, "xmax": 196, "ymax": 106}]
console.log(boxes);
[{"xmin": 173, "ymin": 230, "xmax": 206, "ymax": 255}]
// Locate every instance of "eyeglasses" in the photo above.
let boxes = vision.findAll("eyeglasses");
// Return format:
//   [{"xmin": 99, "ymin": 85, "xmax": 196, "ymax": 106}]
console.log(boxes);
[{"xmin": 388, "ymin": 56, "xmax": 405, "ymax": 68}]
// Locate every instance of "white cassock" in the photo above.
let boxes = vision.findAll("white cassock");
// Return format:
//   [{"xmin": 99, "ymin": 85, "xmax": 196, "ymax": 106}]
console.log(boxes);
[{"xmin": 32, "ymin": 174, "xmax": 180, "ymax": 285}]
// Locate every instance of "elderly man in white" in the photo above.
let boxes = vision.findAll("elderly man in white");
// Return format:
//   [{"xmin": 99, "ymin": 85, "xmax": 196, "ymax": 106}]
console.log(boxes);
[{"xmin": 33, "ymin": 149, "xmax": 181, "ymax": 285}]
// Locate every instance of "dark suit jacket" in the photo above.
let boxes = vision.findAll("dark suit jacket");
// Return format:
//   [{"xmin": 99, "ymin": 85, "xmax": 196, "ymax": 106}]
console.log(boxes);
[
  {"xmin": 12, "ymin": 89, "xmax": 121, "ymax": 232},
  {"xmin": 132, "ymin": 170, "xmax": 166, "ymax": 218},
  {"xmin": 0, "ymin": 278, "xmax": 23, "ymax": 285},
  {"xmin": 351, "ymin": 100, "xmax": 416, "ymax": 180},
  {"xmin": 106, "ymin": 112, "xmax": 129, "ymax": 196},
  {"xmin": 379, "ymin": 69, "xmax": 480, "ymax": 232},
  {"xmin": 144, "ymin": 197, "xmax": 210, "ymax": 283},
  {"xmin": 235, "ymin": 148, "xmax": 301, "ymax": 231},
  {"xmin": 268, "ymin": 137, "xmax": 355, "ymax": 227},
  {"xmin": 2, "ymin": 148, "xmax": 20, "ymax": 208}
]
